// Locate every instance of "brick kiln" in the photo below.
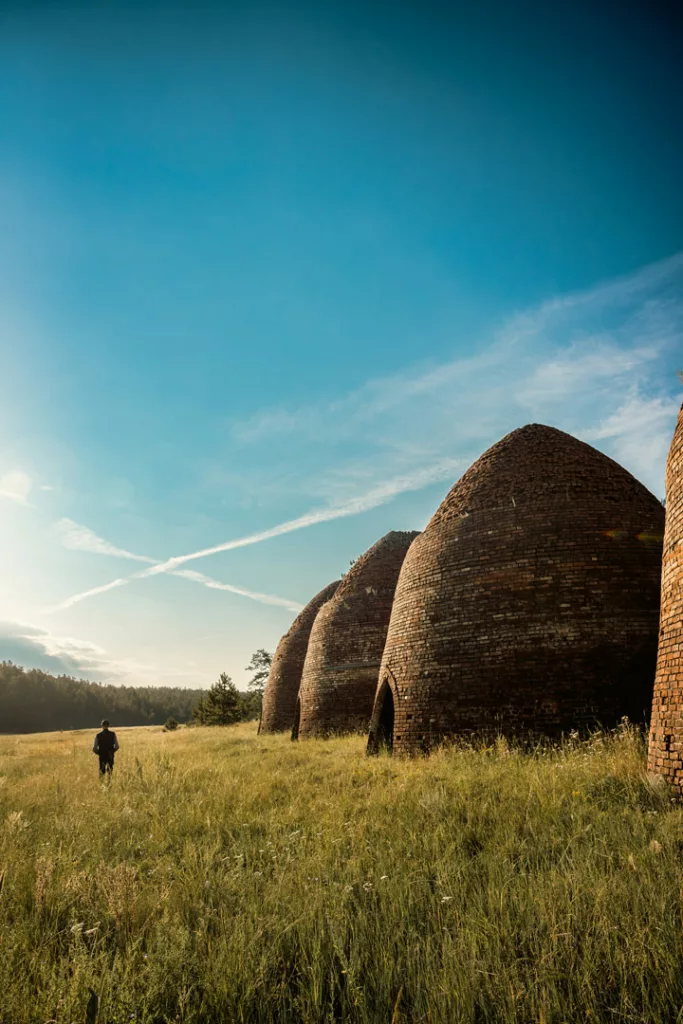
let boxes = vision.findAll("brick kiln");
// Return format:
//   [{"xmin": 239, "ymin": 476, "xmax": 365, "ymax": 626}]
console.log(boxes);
[
  {"xmin": 259, "ymin": 580, "xmax": 340, "ymax": 734},
  {"xmin": 648, "ymin": 403, "xmax": 683, "ymax": 789},
  {"xmin": 367, "ymin": 424, "xmax": 665, "ymax": 755},
  {"xmin": 294, "ymin": 530, "xmax": 420, "ymax": 739}
]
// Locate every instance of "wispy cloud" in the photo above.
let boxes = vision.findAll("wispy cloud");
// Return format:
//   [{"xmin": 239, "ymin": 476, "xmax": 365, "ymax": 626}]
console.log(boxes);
[
  {"xmin": 48, "ymin": 251, "xmax": 683, "ymax": 615},
  {"xmin": 230, "ymin": 253, "xmax": 683, "ymax": 449},
  {"xmin": 0, "ymin": 470, "xmax": 32, "ymax": 505},
  {"xmin": 229, "ymin": 250, "xmax": 683, "ymax": 504},
  {"xmin": 0, "ymin": 619, "xmax": 203, "ymax": 685},
  {"xmin": 517, "ymin": 250, "xmax": 683, "ymax": 323},
  {"xmin": 515, "ymin": 340, "xmax": 660, "ymax": 407},
  {"xmin": 580, "ymin": 394, "xmax": 682, "ymax": 486}
]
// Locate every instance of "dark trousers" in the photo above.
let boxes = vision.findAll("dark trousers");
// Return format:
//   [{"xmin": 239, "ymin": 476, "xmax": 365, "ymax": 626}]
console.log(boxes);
[{"xmin": 99, "ymin": 754, "xmax": 115, "ymax": 775}]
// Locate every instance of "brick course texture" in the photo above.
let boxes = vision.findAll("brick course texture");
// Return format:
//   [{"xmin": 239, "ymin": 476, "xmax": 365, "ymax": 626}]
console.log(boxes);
[
  {"xmin": 648, "ymin": 403, "xmax": 683, "ymax": 790},
  {"xmin": 295, "ymin": 530, "xmax": 420, "ymax": 739},
  {"xmin": 259, "ymin": 580, "xmax": 341, "ymax": 733},
  {"xmin": 367, "ymin": 424, "xmax": 665, "ymax": 755}
]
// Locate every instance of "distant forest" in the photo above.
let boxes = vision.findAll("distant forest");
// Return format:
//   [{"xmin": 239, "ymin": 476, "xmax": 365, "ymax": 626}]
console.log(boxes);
[{"xmin": 0, "ymin": 661, "xmax": 205, "ymax": 734}]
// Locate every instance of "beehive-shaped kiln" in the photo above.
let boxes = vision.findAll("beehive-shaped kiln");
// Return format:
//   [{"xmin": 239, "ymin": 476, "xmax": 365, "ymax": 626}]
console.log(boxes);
[
  {"xmin": 368, "ymin": 424, "xmax": 665, "ymax": 754},
  {"xmin": 648, "ymin": 403, "xmax": 683, "ymax": 789},
  {"xmin": 294, "ymin": 530, "xmax": 419, "ymax": 739},
  {"xmin": 259, "ymin": 580, "xmax": 340, "ymax": 733}
]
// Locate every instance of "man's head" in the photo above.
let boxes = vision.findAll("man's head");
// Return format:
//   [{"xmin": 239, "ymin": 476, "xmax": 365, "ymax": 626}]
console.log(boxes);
[{"xmin": 101, "ymin": 719, "xmax": 110, "ymax": 729}]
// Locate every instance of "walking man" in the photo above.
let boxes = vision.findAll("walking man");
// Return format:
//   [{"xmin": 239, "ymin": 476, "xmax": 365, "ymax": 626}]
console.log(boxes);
[{"xmin": 93, "ymin": 720, "xmax": 119, "ymax": 776}]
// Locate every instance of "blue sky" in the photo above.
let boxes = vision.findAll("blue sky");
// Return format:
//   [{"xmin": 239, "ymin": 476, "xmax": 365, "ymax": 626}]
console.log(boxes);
[{"xmin": 1, "ymin": 0, "xmax": 682, "ymax": 689}]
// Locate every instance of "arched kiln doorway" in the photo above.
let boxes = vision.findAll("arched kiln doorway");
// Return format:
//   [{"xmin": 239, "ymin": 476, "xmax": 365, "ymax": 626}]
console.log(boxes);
[
  {"xmin": 367, "ymin": 678, "xmax": 395, "ymax": 754},
  {"xmin": 291, "ymin": 697, "xmax": 301, "ymax": 741}
]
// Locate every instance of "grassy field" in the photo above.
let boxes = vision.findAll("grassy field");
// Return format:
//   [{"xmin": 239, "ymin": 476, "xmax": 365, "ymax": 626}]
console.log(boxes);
[{"xmin": 1, "ymin": 723, "xmax": 683, "ymax": 1024}]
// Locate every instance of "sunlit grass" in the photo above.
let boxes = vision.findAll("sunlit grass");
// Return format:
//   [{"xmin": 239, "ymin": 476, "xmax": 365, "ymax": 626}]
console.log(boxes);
[{"xmin": 1, "ymin": 722, "xmax": 682, "ymax": 1023}]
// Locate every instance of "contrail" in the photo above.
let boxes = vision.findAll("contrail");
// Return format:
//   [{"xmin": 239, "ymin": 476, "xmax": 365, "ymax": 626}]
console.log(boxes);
[
  {"xmin": 48, "ymin": 520, "xmax": 307, "ymax": 614},
  {"xmin": 49, "ymin": 577, "xmax": 133, "ymax": 609},
  {"xmin": 173, "ymin": 570, "xmax": 304, "ymax": 612},
  {"xmin": 141, "ymin": 458, "xmax": 464, "ymax": 577},
  {"xmin": 47, "ymin": 566, "xmax": 304, "ymax": 614},
  {"xmin": 56, "ymin": 518, "xmax": 157, "ymax": 563},
  {"xmin": 49, "ymin": 459, "xmax": 464, "ymax": 613}
]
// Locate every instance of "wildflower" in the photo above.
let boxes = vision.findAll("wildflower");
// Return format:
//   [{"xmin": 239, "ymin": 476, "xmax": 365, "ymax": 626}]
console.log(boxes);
[{"xmin": 363, "ymin": 882, "xmax": 373, "ymax": 891}]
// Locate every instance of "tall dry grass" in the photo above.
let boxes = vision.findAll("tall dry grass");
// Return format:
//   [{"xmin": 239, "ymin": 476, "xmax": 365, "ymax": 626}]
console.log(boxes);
[{"xmin": 1, "ymin": 722, "xmax": 682, "ymax": 1023}]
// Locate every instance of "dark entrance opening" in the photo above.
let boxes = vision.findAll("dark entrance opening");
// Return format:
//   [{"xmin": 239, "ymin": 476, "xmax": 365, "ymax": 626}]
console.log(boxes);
[
  {"xmin": 377, "ymin": 684, "xmax": 394, "ymax": 751},
  {"xmin": 368, "ymin": 680, "xmax": 395, "ymax": 755},
  {"xmin": 291, "ymin": 697, "xmax": 301, "ymax": 741}
]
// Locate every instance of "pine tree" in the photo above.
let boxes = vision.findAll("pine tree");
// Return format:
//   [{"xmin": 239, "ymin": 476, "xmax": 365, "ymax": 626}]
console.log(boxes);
[
  {"xmin": 191, "ymin": 695, "xmax": 207, "ymax": 724},
  {"xmin": 201, "ymin": 672, "xmax": 242, "ymax": 726}
]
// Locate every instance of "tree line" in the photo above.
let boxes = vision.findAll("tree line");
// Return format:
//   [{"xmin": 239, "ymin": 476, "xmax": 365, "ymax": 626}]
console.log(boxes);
[{"xmin": 0, "ymin": 649, "xmax": 273, "ymax": 734}]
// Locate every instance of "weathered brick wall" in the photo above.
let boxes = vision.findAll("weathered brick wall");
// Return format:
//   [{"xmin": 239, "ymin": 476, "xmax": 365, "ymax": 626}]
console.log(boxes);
[
  {"xmin": 259, "ymin": 580, "xmax": 340, "ymax": 733},
  {"xmin": 296, "ymin": 531, "xmax": 419, "ymax": 739},
  {"xmin": 648, "ymin": 403, "xmax": 683, "ymax": 788},
  {"xmin": 368, "ymin": 424, "xmax": 665, "ymax": 755}
]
